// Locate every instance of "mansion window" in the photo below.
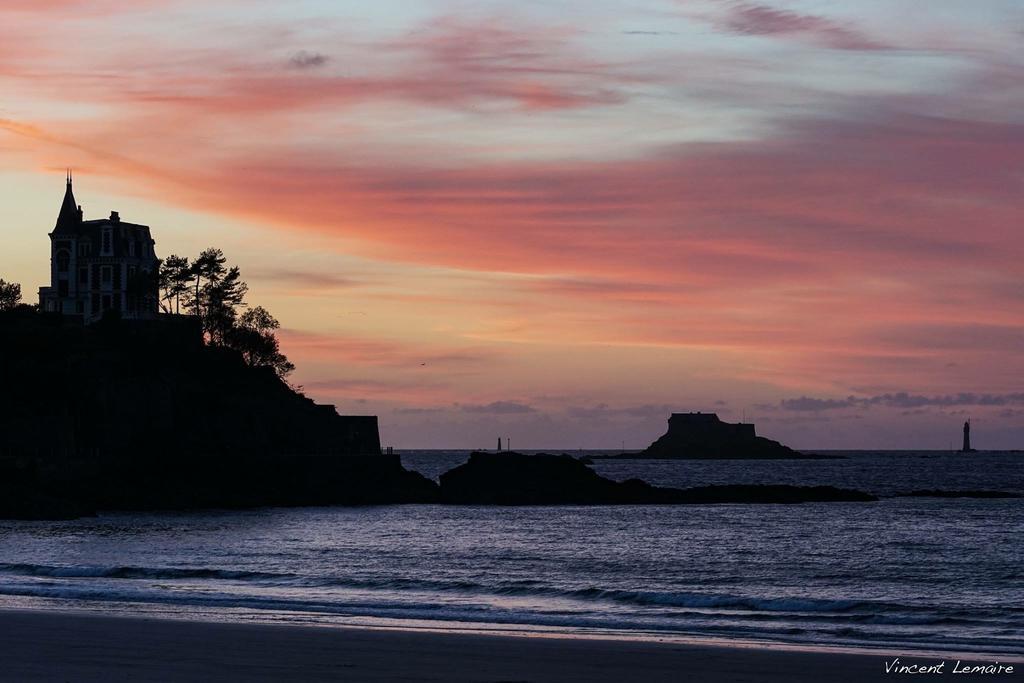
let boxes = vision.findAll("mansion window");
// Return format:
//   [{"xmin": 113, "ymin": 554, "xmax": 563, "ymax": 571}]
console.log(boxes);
[
  {"xmin": 79, "ymin": 242, "xmax": 91, "ymax": 257},
  {"xmin": 58, "ymin": 280, "xmax": 68, "ymax": 297},
  {"xmin": 129, "ymin": 241, "xmax": 136, "ymax": 257},
  {"xmin": 79, "ymin": 267, "xmax": 89, "ymax": 285},
  {"xmin": 102, "ymin": 266, "xmax": 112, "ymax": 285},
  {"xmin": 102, "ymin": 229, "xmax": 112, "ymax": 254},
  {"xmin": 56, "ymin": 250, "xmax": 70, "ymax": 272}
]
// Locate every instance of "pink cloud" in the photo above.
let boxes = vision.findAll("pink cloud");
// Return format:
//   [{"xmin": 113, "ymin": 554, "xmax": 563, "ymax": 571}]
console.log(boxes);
[
  {"xmin": 279, "ymin": 330, "xmax": 498, "ymax": 370},
  {"xmin": 0, "ymin": 14, "xmax": 636, "ymax": 117},
  {"xmin": 301, "ymin": 377, "xmax": 451, "ymax": 402},
  {"xmin": 711, "ymin": 2, "xmax": 888, "ymax": 50},
  {"xmin": 9, "ymin": 106, "xmax": 1021, "ymax": 396},
  {"xmin": 249, "ymin": 268, "xmax": 361, "ymax": 293},
  {"xmin": 175, "ymin": 114, "xmax": 1022, "ymax": 286}
]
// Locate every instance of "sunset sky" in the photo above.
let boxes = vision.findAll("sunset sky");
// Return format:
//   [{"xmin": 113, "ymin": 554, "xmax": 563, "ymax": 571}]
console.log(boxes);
[{"xmin": 2, "ymin": 0, "xmax": 1023, "ymax": 449}]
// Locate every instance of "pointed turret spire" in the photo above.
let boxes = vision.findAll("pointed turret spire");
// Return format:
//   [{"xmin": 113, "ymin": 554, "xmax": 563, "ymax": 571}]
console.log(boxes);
[{"xmin": 53, "ymin": 170, "xmax": 81, "ymax": 234}]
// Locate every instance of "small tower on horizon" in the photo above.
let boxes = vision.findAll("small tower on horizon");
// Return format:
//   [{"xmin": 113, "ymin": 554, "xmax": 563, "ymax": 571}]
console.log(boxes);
[{"xmin": 961, "ymin": 420, "xmax": 976, "ymax": 453}]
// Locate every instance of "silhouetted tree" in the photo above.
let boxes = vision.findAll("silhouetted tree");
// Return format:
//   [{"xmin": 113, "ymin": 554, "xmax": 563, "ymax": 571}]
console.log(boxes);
[
  {"xmin": 202, "ymin": 266, "xmax": 248, "ymax": 345},
  {"xmin": 226, "ymin": 306, "xmax": 295, "ymax": 379},
  {"xmin": 184, "ymin": 249, "xmax": 248, "ymax": 344},
  {"xmin": 0, "ymin": 279, "xmax": 22, "ymax": 311},
  {"xmin": 187, "ymin": 248, "xmax": 227, "ymax": 318},
  {"xmin": 158, "ymin": 255, "xmax": 192, "ymax": 314},
  {"xmin": 172, "ymin": 249, "xmax": 292, "ymax": 377}
]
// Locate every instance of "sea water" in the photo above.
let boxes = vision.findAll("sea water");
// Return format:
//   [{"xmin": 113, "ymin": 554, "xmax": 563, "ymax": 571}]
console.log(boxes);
[{"xmin": 0, "ymin": 451, "xmax": 1020, "ymax": 655}]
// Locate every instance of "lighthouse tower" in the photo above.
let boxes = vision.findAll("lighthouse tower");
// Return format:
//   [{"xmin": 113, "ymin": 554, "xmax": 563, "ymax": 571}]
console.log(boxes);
[{"xmin": 961, "ymin": 420, "xmax": 976, "ymax": 453}]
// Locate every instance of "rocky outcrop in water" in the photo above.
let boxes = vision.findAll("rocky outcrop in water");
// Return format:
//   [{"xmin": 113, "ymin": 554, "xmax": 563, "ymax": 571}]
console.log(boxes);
[
  {"xmin": 614, "ymin": 412, "xmax": 828, "ymax": 460},
  {"xmin": 438, "ymin": 452, "xmax": 876, "ymax": 504}
]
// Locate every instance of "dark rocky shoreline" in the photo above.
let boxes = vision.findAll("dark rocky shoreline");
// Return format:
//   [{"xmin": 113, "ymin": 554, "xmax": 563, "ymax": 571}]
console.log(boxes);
[
  {"xmin": 10, "ymin": 450, "xmax": 1024, "ymax": 521},
  {"xmin": 1, "ymin": 312, "xmax": 1007, "ymax": 520},
  {"xmin": 1, "ymin": 451, "xmax": 880, "ymax": 520},
  {"xmin": 440, "ymin": 452, "xmax": 876, "ymax": 505},
  {"xmin": 0, "ymin": 453, "xmax": 437, "ymax": 521}
]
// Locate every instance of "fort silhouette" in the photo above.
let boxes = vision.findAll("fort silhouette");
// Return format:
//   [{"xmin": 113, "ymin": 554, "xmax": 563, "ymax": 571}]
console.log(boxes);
[{"xmin": 612, "ymin": 412, "xmax": 829, "ymax": 460}]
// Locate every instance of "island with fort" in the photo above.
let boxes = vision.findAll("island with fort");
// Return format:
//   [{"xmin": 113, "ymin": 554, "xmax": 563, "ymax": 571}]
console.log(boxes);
[{"xmin": 607, "ymin": 412, "xmax": 837, "ymax": 460}]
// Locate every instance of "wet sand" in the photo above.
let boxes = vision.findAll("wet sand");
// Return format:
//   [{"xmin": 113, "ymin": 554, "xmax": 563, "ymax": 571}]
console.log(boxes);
[{"xmin": 0, "ymin": 609, "xmax": 1015, "ymax": 682}]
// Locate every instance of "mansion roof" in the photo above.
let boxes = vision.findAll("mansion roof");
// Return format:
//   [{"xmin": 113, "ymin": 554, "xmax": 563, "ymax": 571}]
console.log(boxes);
[{"xmin": 50, "ymin": 175, "xmax": 155, "ymax": 260}]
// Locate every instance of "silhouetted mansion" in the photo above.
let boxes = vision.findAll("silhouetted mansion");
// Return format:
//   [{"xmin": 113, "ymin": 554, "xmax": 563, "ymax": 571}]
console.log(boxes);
[{"xmin": 38, "ymin": 174, "xmax": 160, "ymax": 321}]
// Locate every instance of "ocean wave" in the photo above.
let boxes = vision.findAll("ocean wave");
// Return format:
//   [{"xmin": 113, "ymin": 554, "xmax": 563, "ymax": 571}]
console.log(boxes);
[
  {"xmin": 560, "ymin": 587, "xmax": 867, "ymax": 613},
  {"xmin": 0, "ymin": 563, "xmax": 283, "ymax": 582},
  {"xmin": 0, "ymin": 563, "xmax": 1013, "ymax": 630},
  {"xmin": 0, "ymin": 562, "xmax": 946, "ymax": 624},
  {"xmin": 0, "ymin": 563, "xmax": 873, "ymax": 613},
  {"xmin": 0, "ymin": 580, "xmax": 1019, "ymax": 656},
  {"xmin": 0, "ymin": 563, "xmax": 496, "ymax": 594}
]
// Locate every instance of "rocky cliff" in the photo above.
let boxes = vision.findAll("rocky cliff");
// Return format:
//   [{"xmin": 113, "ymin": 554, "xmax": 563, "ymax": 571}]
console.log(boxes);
[
  {"xmin": 0, "ymin": 309, "xmax": 441, "ymax": 518},
  {"xmin": 0, "ymin": 310, "xmax": 379, "ymax": 458}
]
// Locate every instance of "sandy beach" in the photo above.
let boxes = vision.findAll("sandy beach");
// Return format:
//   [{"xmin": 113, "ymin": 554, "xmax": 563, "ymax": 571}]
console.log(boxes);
[{"xmin": 0, "ymin": 609, "xmax": 1017, "ymax": 682}]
